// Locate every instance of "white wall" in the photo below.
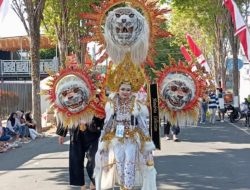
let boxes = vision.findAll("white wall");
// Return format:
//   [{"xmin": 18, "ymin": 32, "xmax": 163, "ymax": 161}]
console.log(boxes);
[{"xmin": 239, "ymin": 64, "xmax": 250, "ymax": 103}]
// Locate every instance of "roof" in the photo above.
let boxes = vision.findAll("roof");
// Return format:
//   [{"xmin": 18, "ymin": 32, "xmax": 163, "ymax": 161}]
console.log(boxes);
[{"xmin": 0, "ymin": 35, "xmax": 55, "ymax": 51}]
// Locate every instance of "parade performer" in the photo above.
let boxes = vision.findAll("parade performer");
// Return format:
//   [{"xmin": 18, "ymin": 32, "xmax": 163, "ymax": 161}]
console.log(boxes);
[
  {"xmin": 95, "ymin": 56, "xmax": 157, "ymax": 190},
  {"xmin": 156, "ymin": 57, "xmax": 206, "ymax": 126},
  {"xmin": 80, "ymin": 1, "xmax": 172, "ymax": 189},
  {"xmin": 41, "ymin": 55, "xmax": 105, "ymax": 190}
]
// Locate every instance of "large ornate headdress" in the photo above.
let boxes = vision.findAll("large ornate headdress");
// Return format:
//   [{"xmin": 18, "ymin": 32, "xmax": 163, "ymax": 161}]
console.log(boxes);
[
  {"xmin": 156, "ymin": 58, "xmax": 206, "ymax": 126},
  {"xmin": 80, "ymin": 0, "xmax": 171, "ymax": 66},
  {"xmin": 107, "ymin": 54, "xmax": 145, "ymax": 92},
  {"xmin": 41, "ymin": 55, "xmax": 105, "ymax": 128}
]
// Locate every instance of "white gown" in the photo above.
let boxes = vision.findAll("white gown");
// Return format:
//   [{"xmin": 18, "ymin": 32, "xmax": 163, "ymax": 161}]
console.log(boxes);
[{"xmin": 94, "ymin": 93, "xmax": 157, "ymax": 190}]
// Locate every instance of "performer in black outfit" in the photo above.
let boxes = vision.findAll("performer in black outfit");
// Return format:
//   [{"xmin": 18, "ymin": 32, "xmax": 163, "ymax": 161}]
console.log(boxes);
[
  {"xmin": 44, "ymin": 54, "xmax": 106, "ymax": 190},
  {"xmin": 57, "ymin": 116, "xmax": 104, "ymax": 190}
]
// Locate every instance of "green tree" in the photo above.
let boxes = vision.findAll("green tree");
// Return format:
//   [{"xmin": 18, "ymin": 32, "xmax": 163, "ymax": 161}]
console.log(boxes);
[
  {"xmin": 42, "ymin": 0, "xmax": 101, "ymax": 67},
  {"xmin": 168, "ymin": 0, "xmax": 221, "ymax": 83},
  {"xmin": 40, "ymin": 48, "xmax": 56, "ymax": 59},
  {"xmin": 166, "ymin": 0, "xmax": 248, "ymax": 99},
  {"xmin": 12, "ymin": 0, "xmax": 46, "ymax": 132}
]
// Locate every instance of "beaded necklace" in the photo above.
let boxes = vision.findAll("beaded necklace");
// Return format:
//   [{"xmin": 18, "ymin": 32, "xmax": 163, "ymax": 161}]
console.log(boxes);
[{"xmin": 114, "ymin": 95, "xmax": 135, "ymax": 115}]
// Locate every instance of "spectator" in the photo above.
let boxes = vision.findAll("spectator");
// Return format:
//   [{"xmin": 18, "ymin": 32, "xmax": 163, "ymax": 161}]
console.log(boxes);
[
  {"xmin": 16, "ymin": 111, "xmax": 30, "ymax": 140},
  {"xmin": 208, "ymin": 90, "xmax": 218, "ymax": 124},
  {"xmin": 6, "ymin": 112, "xmax": 21, "ymax": 139},
  {"xmin": 6, "ymin": 112, "xmax": 29, "ymax": 143},
  {"xmin": 200, "ymin": 98, "xmax": 208, "ymax": 124},
  {"xmin": 0, "ymin": 118, "xmax": 11, "ymax": 142},
  {"xmin": 25, "ymin": 112, "xmax": 40, "ymax": 140},
  {"xmin": 25, "ymin": 112, "xmax": 36, "ymax": 130},
  {"xmin": 217, "ymin": 88, "xmax": 225, "ymax": 122},
  {"xmin": 0, "ymin": 118, "xmax": 12, "ymax": 153}
]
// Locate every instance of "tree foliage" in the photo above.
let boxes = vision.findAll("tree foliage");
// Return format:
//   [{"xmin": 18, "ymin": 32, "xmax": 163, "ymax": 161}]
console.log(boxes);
[
  {"xmin": 40, "ymin": 48, "xmax": 56, "ymax": 59},
  {"xmin": 164, "ymin": 0, "xmax": 244, "ymax": 93},
  {"xmin": 42, "ymin": 0, "xmax": 101, "ymax": 66},
  {"xmin": 12, "ymin": 0, "xmax": 46, "ymax": 132}
]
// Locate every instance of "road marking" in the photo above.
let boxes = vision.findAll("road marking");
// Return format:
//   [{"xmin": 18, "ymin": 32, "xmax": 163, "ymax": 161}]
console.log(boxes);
[{"xmin": 228, "ymin": 122, "xmax": 250, "ymax": 135}]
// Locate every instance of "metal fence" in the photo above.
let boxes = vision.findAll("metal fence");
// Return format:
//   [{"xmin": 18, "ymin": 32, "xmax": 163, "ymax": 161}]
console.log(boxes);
[
  {"xmin": 0, "ymin": 59, "xmax": 58, "ymax": 79},
  {"xmin": 0, "ymin": 82, "xmax": 32, "ymax": 118}
]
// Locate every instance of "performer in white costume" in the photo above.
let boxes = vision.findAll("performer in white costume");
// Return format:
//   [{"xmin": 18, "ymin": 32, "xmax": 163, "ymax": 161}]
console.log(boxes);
[
  {"xmin": 95, "ymin": 57, "xmax": 157, "ymax": 190},
  {"xmin": 80, "ymin": 1, "xmax": 172, "ymax": 189}
]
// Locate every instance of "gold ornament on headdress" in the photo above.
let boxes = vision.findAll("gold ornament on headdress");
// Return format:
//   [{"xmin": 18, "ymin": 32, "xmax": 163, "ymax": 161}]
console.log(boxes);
[{"xmin": 107, "ymin": 54, "xmax": 145, "ymax": 92}]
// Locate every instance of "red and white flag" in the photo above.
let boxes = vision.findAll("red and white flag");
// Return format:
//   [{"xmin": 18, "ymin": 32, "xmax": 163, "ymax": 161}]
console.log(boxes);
[
  {"xmin": 224, "ymin": 0, "xmax": 250, "ymax": 61},
  {"xmin": 180, "ymin": 45, "xmax": 192, "ymax": 63},
  {"xmin": 0, "ymin": 0, "xmax": 10, "ymax": 22},
  {"xmin": 180, "ymin": 44, "xmax": 197, "ymax": 71},
  {"xmin": 186, "ymin": 33, "xmax": 210, "ymax": 72}
]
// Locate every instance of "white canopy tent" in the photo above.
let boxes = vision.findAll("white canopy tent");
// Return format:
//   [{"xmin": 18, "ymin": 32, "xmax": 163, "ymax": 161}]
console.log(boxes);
[{"xmin": 0, "ymin": 6, "xmax": 27, "ymax": 38}]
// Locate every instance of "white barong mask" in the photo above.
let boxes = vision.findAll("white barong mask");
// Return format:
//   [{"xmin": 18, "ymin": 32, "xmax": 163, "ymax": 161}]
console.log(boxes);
[
  {"xmin": 106, "ymin": 7, "xmax": 144, "ymax": 46},
  {"xmin": 104, "ymin": 7, "xmax": 149, "ymax": 64},
  {"xmin": 41, "ymin": 55, "xmax": 105, "ymax": 128},
  {"xmin": 161, "ymin": 73, "xmax": 195, "ymax": 111},
  {"xmin": 56, "ymin": 75, "xmax": 90, "ymax": 113},
  {"xmin": 80, "ymin": 0, "xmax": 172, "ymax": 66},
  {"xmin": 156, "ymin": 59, "xmax": 206, "ymax": 126}
]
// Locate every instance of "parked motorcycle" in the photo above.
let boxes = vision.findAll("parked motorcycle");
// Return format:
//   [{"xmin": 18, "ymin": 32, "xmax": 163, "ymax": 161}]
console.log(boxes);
[
  {"xmin": 225, "ymin": 104, "xmax": 242, "ymax": 123},
  {"xmin": 240, "ymin": 99, "xmax": 250, "ymax": 127}
]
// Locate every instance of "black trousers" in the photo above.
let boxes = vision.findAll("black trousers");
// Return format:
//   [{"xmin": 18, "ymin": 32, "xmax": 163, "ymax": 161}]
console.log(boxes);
[
  {"xmin": 69, "ymin": 130, "xmax": 99, "ymax": 186},
  {"xmin": 164, "ymin": 122, "xmax": 180, "ymax": 135}
]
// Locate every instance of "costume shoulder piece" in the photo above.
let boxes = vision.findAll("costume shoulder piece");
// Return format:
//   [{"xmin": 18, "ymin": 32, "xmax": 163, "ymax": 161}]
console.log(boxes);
[
  {"xmin": 41, "ymin": 55, "xmax": 105, "ymax": 128},
  {"xmin": 156, "ymin": 57, "xmax": 206, "ymax": 126}
]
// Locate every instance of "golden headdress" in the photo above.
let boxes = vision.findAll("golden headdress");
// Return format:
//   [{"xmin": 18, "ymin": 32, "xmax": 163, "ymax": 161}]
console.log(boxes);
[{"xmin": 107, "ymin": 54, "xmax": 145, "ymax": 92}]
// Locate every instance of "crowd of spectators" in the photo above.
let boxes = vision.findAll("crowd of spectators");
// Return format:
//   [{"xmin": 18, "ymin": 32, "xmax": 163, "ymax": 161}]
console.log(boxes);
[{"xmin": 0, "ymin": 110, "xmax": 42, "ymax": 153}]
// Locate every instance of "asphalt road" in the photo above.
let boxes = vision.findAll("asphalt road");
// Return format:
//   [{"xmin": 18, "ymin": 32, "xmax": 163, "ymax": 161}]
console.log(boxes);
[{"xmin": 1, "ymin": 120, "xmax": 250, "ymax": 190}]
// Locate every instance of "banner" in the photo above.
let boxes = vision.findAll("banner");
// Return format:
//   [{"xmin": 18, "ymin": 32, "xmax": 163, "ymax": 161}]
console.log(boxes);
[
  {"xmin": 224, "ymin": 0, "xmax": 250, "ymax": 61},
  {"xmin": 149, "ymin": 83, "xmax": 160, "ymax": 149},
  {"xmin": 186, "ymin": 33, "xmax": 211, "ymax": 72}
]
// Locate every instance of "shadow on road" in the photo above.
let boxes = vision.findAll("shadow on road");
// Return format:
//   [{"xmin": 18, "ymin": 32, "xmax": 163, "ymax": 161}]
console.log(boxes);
[
  {"xmin": 156, "ymin": 122, "xmax": 250, "ymax": 190},
  {"xmin": 155, "ymin": 147, "xmax": 250, "ymax": 190},
  {"xmin": 0, "ymin": 136, "xmax": 69, "ymax": 171}
]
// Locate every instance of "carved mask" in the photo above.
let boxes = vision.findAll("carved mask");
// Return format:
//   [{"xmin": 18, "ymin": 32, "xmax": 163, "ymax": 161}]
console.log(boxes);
[
  {"xmin": 56, "ymin": 75, "xmax": 90, "ymax": 113},
  {"xmin": 161, "ymin": 73, "xmax": 195, "ymax": 110}
]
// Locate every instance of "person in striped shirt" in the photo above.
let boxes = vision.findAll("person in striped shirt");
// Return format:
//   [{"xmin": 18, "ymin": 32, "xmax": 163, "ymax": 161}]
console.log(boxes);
[{"xmin": 208, "ymin": 90, "xmax": 218, "ymax": 124}]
